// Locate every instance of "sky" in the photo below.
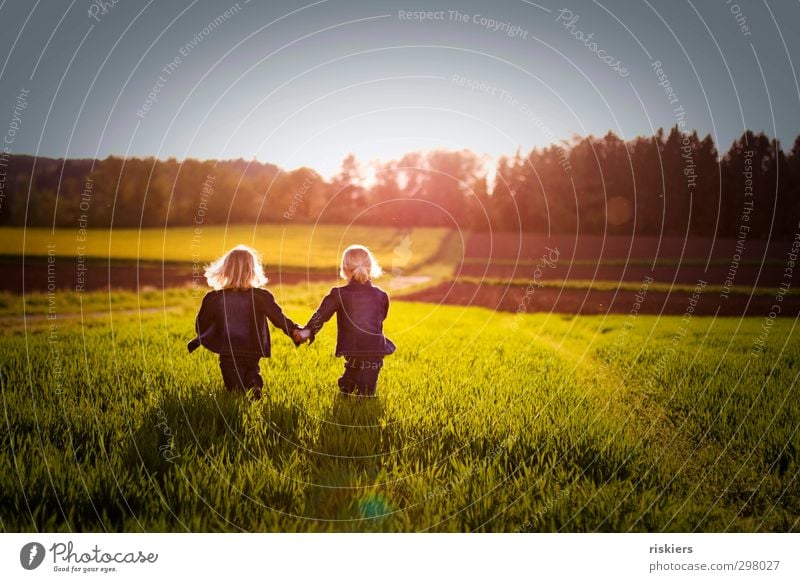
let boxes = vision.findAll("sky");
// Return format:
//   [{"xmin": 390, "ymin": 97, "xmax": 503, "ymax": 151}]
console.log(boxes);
[{"xmin": 1, "ymin": 0, "xmax": 798, "ymax": 179}]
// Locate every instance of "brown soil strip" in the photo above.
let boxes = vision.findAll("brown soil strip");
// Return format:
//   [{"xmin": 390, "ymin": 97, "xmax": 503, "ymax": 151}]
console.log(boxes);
[
  {"xmin": 400, "ymin": 281, "xmax": 797, "ymax": 317},
  {"xmin": 0, "ymin": 262, "xmax": 334, "ymax": 293}
]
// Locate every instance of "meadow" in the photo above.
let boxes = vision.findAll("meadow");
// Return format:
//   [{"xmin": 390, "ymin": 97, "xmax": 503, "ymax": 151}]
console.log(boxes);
[{"xmin": 1, "ymin": 284, "xmax": 798, "ymax": 532}]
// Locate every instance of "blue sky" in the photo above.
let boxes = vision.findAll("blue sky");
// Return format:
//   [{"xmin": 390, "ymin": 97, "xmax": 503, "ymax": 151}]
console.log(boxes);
[{"xmin": 1, "ymin": 0, "xmax": 798, "ymax": 178}]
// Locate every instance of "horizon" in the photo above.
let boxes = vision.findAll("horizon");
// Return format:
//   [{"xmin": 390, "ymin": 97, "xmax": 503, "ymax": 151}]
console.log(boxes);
[
  {"xmin": 1, "ymin": 1, "xmax": 798, "ymax": 181},
  {"xmin": 5, "ymin": 123, "xmax": 793, "ymax": 183}
]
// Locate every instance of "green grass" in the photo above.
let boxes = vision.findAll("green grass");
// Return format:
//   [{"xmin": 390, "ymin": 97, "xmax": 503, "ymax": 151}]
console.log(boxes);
[
  {"xmin": 0, "ymin": 225, "xmax": 449, "ymax": 271},
  {"xmin": 1, "ymin": 286, "xmax": 798, "ymax": 532}
]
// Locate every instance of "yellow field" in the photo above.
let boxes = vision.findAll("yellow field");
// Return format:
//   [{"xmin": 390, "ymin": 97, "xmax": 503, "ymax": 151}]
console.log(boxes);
[{"xmin": 0, "ymin": 225, "xmax": 449, "ymax": 271}]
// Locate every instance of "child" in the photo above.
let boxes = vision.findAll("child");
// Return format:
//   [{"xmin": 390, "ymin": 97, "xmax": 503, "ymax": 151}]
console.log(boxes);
[
  {"xmin": 296, "ymin": 244, "xmax": 395, "ymax": 397},
  {"xmin": 188, "ymin": 245, "xmax": 301, "ymax": 399}
]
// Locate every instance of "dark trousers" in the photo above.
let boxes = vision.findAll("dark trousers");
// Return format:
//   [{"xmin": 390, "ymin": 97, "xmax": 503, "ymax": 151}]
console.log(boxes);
[
  {"xmin": 338, "ymin": 357, "xmax": 384, "ymax": 397},
  {"xmin": 219, "ymin": 354, "xmax": 263, "ymax": 392}
]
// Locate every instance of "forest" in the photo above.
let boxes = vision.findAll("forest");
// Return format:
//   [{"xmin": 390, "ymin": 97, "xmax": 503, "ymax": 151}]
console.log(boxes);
[{"xmin": 1, "ymin": 126, "xmax": 799, "ymax": 239}]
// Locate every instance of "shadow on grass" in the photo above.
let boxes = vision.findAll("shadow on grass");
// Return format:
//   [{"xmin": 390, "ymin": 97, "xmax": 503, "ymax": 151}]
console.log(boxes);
[
  {"xmin": 305, "ymin": 395, "xmax": 395, "ymax": 528},
  {"xmin": 126, "ymin": 389, "xmax": 252, "ymax": 479}
]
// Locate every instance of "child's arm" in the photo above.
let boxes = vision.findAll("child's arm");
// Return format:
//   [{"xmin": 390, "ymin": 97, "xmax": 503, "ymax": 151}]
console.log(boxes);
[
  {"xmin": 260, "ymin": 291, "xmax": 301, "ymax": 341},
  {"xmin": 188, "ymin": 292, "xmax": 216, "ymax": 352},
  {"xmin": 304, "ymin": 289, "xmax": 340, "ymax": 343},
  {"xmin": 382, "ymin": 292, "xmax": 390, "ymax": 320}
]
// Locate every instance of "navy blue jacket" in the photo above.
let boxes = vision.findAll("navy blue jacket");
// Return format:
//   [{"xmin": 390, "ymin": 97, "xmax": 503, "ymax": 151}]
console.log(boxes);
[
  {"xmin": 187, "ymin": 288, "xmax": 300, "ymax": 357},
  {"xmin": 305, "ymin": 280, "xmax": 396, "ymax": 357}
]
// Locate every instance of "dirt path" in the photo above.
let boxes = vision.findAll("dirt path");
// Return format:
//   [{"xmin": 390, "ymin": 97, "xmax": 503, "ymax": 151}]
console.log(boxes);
[
  {"xmin": 0, "ymin": 260, "xmax": 334, "ymax": 293},
  {"xmin": 387, "ymin": 275, "xmax": 432, "ymax": 290},
  {"xmin": 399, "ymin": 281, "xmax": 799, "ymax": 317}
]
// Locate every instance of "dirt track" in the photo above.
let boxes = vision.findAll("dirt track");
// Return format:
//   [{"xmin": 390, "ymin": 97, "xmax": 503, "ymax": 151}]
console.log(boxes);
[
  {"xmin": 459, "ymin": 262, "xmax": 790, "ymax": 286},
  {"xmin": 464, "ymin": 232, "xmax": 790, "ymax": 261},
  {"xmin": 0, "ymin": 260, "xmax": 333, "ymax": 293},
  {"xmin": 401, "ymin": 281, "xmax": 799, "ymax": 317}
]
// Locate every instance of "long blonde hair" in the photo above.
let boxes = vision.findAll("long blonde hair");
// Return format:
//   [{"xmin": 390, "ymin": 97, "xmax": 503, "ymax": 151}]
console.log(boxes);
[
  {"xmin": 340, "ymin": 244, "xmax": 382, "ymax": 284},
  {"xmin": 205, "ymin": 245, "xmax": 268, "ymax": 290}
]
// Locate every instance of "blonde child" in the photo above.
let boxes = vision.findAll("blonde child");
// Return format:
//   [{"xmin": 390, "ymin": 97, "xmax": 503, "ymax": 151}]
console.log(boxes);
[
  {"xmin": 296, "ymin": 245, "xmax": 395, "ymax": 397},
  {"xmin": 188, "ymin": 245, "xmax": 301, "ymax": 399}
]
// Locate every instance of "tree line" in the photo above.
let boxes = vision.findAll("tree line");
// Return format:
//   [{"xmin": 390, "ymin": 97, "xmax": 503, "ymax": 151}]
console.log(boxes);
[{"xmin": 1, "ymin": 126, "xmax": 799, "ymax": 239}]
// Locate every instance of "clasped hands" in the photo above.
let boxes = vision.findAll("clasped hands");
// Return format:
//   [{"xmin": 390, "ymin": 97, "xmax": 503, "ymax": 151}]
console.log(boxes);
[{"xmin": 292, "ymin": 327, "xmax": 311, "ymax": 344}]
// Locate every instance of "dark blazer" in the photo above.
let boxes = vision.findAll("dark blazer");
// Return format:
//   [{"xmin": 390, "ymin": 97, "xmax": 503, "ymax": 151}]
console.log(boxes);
[
  {"xmin": 187, "ymin": 288, "xmax": 300, "ymax": 357},
  {"xmin": 305, "ymin": 279, "xmax": 396, "ymax": 357}
]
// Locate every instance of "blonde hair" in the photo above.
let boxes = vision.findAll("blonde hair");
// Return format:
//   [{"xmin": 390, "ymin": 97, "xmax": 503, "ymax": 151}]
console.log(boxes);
[
  {"xmin": 205, "ymin": 245, "xmax": 268, "ymax": 290},
  {"xmin": 340, "ymin": 244, "xmax": 382, "ymax": 283}
]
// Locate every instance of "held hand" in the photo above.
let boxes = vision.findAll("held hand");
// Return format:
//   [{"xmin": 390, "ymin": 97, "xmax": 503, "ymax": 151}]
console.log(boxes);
[{"xmin": 292, "ymin": 327, "xmax": 311, "ymax": 343}]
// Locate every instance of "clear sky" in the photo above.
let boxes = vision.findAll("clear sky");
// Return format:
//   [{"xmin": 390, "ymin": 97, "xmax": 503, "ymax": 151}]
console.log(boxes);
[{"xmin": 1, "ymin": 0, "xmax": 798, "ymax": 178}]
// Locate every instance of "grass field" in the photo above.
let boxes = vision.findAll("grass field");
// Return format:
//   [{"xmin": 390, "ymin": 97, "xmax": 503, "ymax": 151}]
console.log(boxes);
[
  {"xmin": 1, "ymin": 285, "xmax": 798, "ymax": 532},
  {"xmin": 0, "ymin": 226, "xmax": 450, "ymax": 271}
]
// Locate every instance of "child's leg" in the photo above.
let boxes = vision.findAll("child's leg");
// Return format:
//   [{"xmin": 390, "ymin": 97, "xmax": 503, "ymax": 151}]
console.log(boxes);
[
  {"xmin": 219, "ymin": 354, "xmax": 263, "ymax": 392},
  {"xmin": 356, "ymin": 358, "xmax": 383, "ymax": 397},
  {"xmin": 337, "ymin": 357, "xmax": 359, "ymax": 395},
  {"xmin": 241, "ymin": 356, "xmax": 263, "ymax": 398},
  {"xmin": 219, "ymin": 355, "xmax": 239, "ymax": 391},
  {"xmin": 337, "ymin": 357, "xmax": 383, "ymax": 397}
]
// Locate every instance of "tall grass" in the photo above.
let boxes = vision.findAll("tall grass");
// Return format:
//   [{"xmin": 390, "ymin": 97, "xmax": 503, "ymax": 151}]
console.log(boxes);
[{"xmin": 1, "ymin": 288, "xmax": 797, "ymax": 531}]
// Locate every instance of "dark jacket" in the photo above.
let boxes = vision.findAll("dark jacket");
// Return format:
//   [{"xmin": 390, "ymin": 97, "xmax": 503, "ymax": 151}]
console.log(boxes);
[
  {"xmin": 187, "ymin": 288, "xmax": 300, "ymax": 357},
  {"xmin": 305, "ymin": 279, "xmax": 396, "ymax": 357}
]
